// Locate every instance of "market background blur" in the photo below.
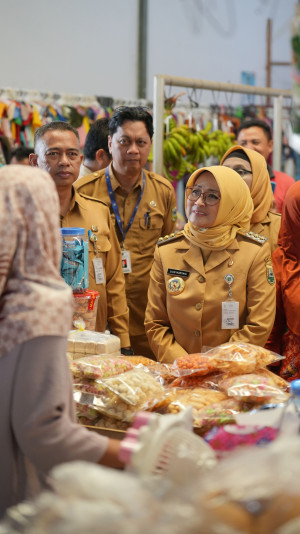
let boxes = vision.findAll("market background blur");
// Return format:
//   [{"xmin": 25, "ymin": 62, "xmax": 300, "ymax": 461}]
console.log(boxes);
[
  {"xmin": 0, "ymin": 0, "xmax": 294, "ymax": 101},
  {"xmin": 0, "ymin": 0, "xmax": 298, "ymax": 179}
]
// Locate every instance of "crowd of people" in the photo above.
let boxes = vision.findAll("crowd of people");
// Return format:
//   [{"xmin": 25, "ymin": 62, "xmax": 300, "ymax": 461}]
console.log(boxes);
[{"xmin": 0, "ymin": 107, "xmax": 298, "ymax": 517}]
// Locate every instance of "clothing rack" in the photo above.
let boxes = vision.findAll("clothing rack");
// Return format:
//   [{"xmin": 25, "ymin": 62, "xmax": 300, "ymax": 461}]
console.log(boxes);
[
  {"xmin": 153, "ymin": 74, "xmax": 292, "ymax": 175},
  {"xmin": 0, "ymin": 87, "xmax": 152, "ymax": 109}
]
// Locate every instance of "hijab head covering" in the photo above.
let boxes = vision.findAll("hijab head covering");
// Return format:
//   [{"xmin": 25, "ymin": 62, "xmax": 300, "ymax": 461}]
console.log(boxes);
[
  {"xmin": 183, "ymin": 166, "xmax": 253, "ymax": 250},
  {"xmin": 0, "ymin": 165, "xmax": 73, "ymax": 358},
  {"xmin": 273, "ymin": 181, "xmax": 300, "ymax": 335},
  {"xmin": 220, "ymin": 145, "xmax": 274, "ymax": 224}
]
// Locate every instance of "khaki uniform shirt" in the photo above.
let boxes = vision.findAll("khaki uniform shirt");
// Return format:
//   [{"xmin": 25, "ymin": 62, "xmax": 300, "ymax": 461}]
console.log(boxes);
[
  {"xmin": 251, "ymin": 211, "xmax": 281, "ymax": 254},
  {"xmin": 145, "ymin": 232, "xmax": 276, "ymax": 363},
  {"xmin": 62, "ymin": 190, "xmax": 130, "ymax": 347},
  {"xmin": 75, "ymin": 165, "xmax": 177, "ymax": 344}
]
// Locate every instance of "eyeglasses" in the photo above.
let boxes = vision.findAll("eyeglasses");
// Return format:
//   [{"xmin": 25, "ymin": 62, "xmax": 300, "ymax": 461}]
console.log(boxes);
[
  {"xmin": 234, "ymin": 168, "xmax": 252, "ymax": 178},
  {"xmin": 186, "ymin": 187, "xmax": 221, "ymax": 205}
]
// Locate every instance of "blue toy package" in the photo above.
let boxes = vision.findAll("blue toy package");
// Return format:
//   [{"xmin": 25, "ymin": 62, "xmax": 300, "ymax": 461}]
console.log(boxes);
[{"xmin": 61, "ymin": 228, "xmax": 89, "ymax": 291}]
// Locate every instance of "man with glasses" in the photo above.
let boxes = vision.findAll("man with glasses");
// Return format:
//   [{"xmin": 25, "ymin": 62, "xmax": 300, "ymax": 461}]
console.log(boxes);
[
  {"xmin": 29, "ymin": 121, "xmax": 132, "ymax": 354},
  {"xmin": 75, "ymin": 106, "xmax": 177, "ymax": 358}
]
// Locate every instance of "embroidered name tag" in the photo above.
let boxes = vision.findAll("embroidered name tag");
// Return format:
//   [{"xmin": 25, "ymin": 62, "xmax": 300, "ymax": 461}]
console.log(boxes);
[{"xmin": 167, "ymin": 269, "xmax": 190, "ymax": 278}]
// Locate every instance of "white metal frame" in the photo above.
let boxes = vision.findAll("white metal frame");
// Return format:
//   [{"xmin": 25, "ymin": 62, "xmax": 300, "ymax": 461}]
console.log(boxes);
[{"xmin": 153, "ymin": 74, "xmax": 292, "ymax": 175}]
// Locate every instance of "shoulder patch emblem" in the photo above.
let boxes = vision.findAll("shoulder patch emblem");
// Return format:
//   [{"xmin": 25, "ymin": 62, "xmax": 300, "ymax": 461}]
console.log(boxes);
[
  {"xmin": 244, "ymin": 231, "xmax": 268, "ymax": 245},
  {"xmin": 265, "ymin": 257, "xmax": 275, "ymax": 285},
  {"xmin": 157, "ymin": 231, "xmax": 184, "ymax": 246}
]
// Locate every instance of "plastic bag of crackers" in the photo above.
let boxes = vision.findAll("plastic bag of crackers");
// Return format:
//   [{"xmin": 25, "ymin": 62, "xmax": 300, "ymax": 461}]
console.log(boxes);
[
  {"xmin": 172, "ymin": 342, "xmax": 284, "ymax": 377},
  {"xmin": 73, "ymin": 366, "xmax": 165, "ymax": 423}
]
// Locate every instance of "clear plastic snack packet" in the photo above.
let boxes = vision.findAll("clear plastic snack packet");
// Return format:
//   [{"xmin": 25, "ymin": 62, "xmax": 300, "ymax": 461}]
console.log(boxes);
[
  {"xmin": 219, "ymin": 373, "xmax": 288, "ymax": 404},
  {"xmin": 71, "ymin": 355, "xmax": 134, "ymax": 380}
]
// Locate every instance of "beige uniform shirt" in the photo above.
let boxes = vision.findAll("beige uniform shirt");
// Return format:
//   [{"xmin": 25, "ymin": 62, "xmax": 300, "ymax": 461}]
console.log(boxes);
[
  {"xmin": 145, "ymin": 232, "xmax": 276, "ymax": 363},
  {"xmin": 62, "ymin": 190, "xmax": 130, "ymax": 347},
  {"xmin": 251, "ymin": 211, "xmax": 281, "ymax": 254},
  {"xmin": 75, "ymin": 165, "xmax": 177, "ymax": 352}
]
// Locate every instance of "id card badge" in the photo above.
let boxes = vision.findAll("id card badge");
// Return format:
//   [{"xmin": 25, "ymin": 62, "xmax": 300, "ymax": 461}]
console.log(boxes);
[
  {"xmin": 221, "ymin": 300, "xmax": 239, "ymax": 329},
  {"xmin": 121, "ymin": 249, "xmax": 132, "ymax": 274},
  {"xmin": 93, "ymin": 257, "xmax": 105, "ymax": 284}
]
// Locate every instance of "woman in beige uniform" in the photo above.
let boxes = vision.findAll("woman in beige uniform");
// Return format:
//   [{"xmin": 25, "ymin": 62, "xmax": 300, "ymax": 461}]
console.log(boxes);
[
  {"xmin": 145, "ymin": 166, "xmax": 276, "ymax": 363},
  {"xmin": 220, "ymin": 145, "xmax": 281, "ymax": 253}
]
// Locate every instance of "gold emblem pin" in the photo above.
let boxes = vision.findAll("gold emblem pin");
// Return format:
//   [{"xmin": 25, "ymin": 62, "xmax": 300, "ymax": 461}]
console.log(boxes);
[
  {"xmin": 167, "ymin": 277, "xmax": 185, "ymax": 295},
  {"xmin": 91, "ymin": 225, "xmax": 98, "ymax": 232}
]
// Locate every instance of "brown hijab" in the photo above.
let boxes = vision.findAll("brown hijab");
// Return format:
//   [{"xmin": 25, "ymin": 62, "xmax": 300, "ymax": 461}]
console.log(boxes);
[
  {"xmin": 272, "ymin": 181, "xmax": 300, "ymax": 336},
  {"xmin": 220, "ymin": 145, "xmax": 274, "ymax": 224},
  {"xmin": 0, "ymin": 165, "xmax": 73, "ymax": 357}
]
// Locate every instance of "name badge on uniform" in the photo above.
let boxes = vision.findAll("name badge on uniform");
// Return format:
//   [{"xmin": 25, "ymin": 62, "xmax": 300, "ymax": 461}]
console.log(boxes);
[
  {"xmin": 122, "ymin": 249, "xmax": 132, "ymax": 274},
  {"xmin": 93, "ymin": 258, "xmax": 105, "ymax": 284},
  {"xmin": 222, "ymin": 301, "xmax": 239, "ymax": 329},
  {"xmin": 222, "ymin": 273, "xmax": 239, "ymax": 329}
]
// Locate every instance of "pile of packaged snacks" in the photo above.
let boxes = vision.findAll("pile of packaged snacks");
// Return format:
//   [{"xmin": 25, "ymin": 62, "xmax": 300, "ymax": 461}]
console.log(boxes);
[
  {"xmin": 72, "ymin": 356, "xmax": 165, "ymax": 427},
  {"xmin": 71, "ymin": 343, "xmax": 290, "ymax": 435},
  {"xmin": 154, "ymin": 343, "xmax": 290, "ymax": 432}
]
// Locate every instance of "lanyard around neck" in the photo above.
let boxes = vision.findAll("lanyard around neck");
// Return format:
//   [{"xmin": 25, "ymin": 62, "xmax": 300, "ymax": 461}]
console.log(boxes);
[{"xmin": 105, "ymin": 166, "xmax": 146, "ymax": 242}]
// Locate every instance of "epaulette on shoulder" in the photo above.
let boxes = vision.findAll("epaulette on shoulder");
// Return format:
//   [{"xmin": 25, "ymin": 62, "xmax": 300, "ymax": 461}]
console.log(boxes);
[
  {"xmin": 157, "ymin": 231, "xmax": 184, "ymax": 246},
  {"xmin": 148, "ymin": 171, "xmax": 173, "ymax": 188},
  {"xmin": 244, "ymin": 231, "xmax": 268, "ymax": 245},
  {"xmin": 75, "ymin": 170, "xmax": 103, "ymax": 189},
  {"xmin": 79, "ymin": 192, "xmax": 109, "ymax": 208}
]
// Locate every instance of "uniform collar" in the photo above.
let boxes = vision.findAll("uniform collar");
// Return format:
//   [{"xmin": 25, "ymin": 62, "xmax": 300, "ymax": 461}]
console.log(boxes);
[
  {"xmin": 109, "ymin": 162, "xmax": 144, "ymax": 192},
  {"xmin": 67, "ymin": 187, "xmax": 89, "ymax": 212},
  {"xmin": 175, "ymin": 236, "xmax": 240, "ymax": 273}
]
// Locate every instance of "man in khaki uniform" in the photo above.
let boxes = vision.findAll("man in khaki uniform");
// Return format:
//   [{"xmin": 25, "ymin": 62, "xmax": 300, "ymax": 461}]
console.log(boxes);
[
  {"xmin": 29, "ymin": 121, "xmax": 131, "ymax": 352},
  {"xmin": 75, "ymin": 106, "xmax": 177, "ymax": 358}
]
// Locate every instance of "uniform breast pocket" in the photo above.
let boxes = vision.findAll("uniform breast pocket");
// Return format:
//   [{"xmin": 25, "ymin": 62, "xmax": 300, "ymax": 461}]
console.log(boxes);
[{"xmin": 137, "ymin": 214, "xmax": 164, "ymax": 253}]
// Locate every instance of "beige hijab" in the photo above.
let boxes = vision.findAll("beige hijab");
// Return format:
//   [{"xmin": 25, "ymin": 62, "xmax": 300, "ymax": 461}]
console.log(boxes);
[
  {"xmin": 0, "ymin": 165, "xmax": 73, "ymax": 358},
  {"xmin": 220, "ymin": 145, "xmax": 274, "ymax": 224},
  {"xmin": 183, "ymin": 166, "xmax": 253, "ymax": 250}
]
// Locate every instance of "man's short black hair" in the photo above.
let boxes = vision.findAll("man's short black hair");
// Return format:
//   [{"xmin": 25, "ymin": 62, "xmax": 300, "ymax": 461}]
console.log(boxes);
[
  {"xmin": 83, "ymin": 118, "xmax": 110, "ymax": 160},
  {"xmin": 34, "ymin": 121, "xmax": 79, "ymax": 150},
  {"xmin": 237, "ymin": 119, "xmax": 272, "ymax": 141},
  {"xmin": 109, "ymin": 106, "xmax": 153, "ymax": 139},
  {"xmin": 9, "ymin": 146, "xmax": 33, "ymax": 162}
]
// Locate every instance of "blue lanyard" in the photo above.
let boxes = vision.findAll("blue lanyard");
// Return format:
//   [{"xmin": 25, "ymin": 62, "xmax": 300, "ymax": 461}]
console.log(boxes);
[{"xmin": 105, "ymin": 166, "xmax": 146, "ymax": 242}]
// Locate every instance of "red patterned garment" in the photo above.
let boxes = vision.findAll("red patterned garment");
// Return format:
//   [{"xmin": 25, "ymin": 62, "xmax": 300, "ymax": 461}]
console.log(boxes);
[
  {"xmin": 266, "ymin": 181, "xmax": 300, "ymax": 380},
  {"xmin": 280, "ymin": 330, "xmax": 300, "ymax": 381}
]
